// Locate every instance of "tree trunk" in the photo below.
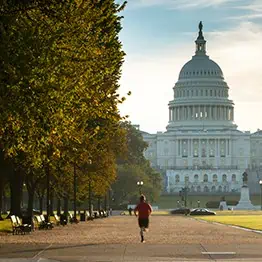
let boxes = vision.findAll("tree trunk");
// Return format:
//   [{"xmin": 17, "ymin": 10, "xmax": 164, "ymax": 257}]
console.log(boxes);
[
  {"xmin": 50, "ymin": 190, "xmax": 54, "ymax": 216},
  {"xmin": 2, "ymin": 190, "xmax": 7, "ymax": 214},
  {"xmin": 97, "ymin": 197, "xmax": 101, "ymax": 211},
  {"xmin": 57, "ymin": 198, "xmax": 61, "ymax": 216},
  {"xmin": 0, "ymin": 178, "xmax": 4, "ymax": 220},
  {"xmin": 63, "ymin": 196, "xmax": 69, "ymax": 216},
  {"xmin": 9, "ymin": 167, "xmax": 23, "ymax": 217},
  {"xmin": 39, "ymin": 197, "xmax": 43, "ymax": 214},
  {"xmin": 27, "ymin": 190, "xmax": 34, "ymax": 217}
]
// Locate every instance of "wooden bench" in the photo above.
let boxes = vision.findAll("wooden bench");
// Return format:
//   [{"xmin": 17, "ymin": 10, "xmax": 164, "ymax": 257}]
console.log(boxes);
[
  {"xmin": 10, "ymin": 215, "xmax": 31, "ymax": 235},
  {"xmin": 54, "ymin": 214, "xmax": 67, "ymax": 226}
]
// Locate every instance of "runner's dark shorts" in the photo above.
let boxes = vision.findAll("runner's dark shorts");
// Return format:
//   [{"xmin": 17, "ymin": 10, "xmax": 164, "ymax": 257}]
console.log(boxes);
[{"xmin": 138, "ymin": 218, "xmax": 149, "ymax": 228}]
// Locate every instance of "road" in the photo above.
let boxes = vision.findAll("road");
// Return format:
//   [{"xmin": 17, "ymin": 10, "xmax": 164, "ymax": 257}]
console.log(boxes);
[{"xmin": 1, "ymin": 215, "xmax": 262, "ymax": 261}]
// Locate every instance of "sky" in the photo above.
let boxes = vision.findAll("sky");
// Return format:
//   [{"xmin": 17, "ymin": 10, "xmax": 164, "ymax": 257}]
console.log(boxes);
[{"xmin": 117, "ymin": 0, "xmax": 262, "ymax": 133}]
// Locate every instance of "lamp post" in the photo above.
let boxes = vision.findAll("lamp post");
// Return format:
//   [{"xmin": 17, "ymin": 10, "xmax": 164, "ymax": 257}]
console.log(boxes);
[
  {"xmin": 197, "ymin": 200, "xmax": 200, "ymax": 208},
  {"xmin": 73, "ymin": 163, "xmax": 77, "ymax": 222},
  {"xmin": 88, "ymin": 159, "xmax": 93, "ymax": 219},
  {"xmin": 259, "ymin": 180, "xmax": 262, "ymax": 210},
  {"xmin": 137, "ymin": 181, "xmax": 144, "ymax": 195}
]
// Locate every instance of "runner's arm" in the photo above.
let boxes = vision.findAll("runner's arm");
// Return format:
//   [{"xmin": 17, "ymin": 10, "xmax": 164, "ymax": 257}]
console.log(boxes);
[{"xmin": 134, "ymin": 205, "xmax": 138, "ymax": 217}]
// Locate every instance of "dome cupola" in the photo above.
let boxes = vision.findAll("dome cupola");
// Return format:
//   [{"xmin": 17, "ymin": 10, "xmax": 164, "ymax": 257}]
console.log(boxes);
[{"xmin": 167, "ymin": 22, "xmax": 236, "ymax": 132}]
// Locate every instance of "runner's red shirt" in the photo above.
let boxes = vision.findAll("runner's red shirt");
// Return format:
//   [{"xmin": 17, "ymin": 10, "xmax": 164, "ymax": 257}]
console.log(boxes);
[{"xmin": 134, "ymin": 202, "xmax": 152, "ymax": 219}]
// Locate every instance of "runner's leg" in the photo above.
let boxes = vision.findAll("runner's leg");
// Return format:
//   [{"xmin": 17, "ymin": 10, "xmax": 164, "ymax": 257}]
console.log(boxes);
[{"xmin": 140, "ymin": 227, "xmax": 144, "ymax": 242}]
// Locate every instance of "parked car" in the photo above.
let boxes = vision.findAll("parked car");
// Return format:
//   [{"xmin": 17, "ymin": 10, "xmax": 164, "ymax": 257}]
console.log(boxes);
[
  {"xmin": 170, "ymin": 208, "xmax": 191, "ymax": 215},
  {"xmin": 189, "ymin": 208, "xmax": 216, "ymax": 216}
]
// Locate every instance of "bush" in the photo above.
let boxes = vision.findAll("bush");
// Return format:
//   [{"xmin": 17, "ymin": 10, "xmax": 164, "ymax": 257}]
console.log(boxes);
[
  {"xmin": 226, "ymin": 200, "xmax": 238, "ymax": 206},
  {"xmin": 206, "ymin": 201, "xmax": 220, "ymax": 208},
  {"xmin": 206, "ymin": 200, "xmax": 239, "ymax": 208}
]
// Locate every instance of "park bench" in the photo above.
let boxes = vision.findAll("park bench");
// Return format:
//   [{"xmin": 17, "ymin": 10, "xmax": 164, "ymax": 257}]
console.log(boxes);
[
  {"xmin": 99, "ymin": 210, "xmax": 107, "ymax": 218},
  {"xmin": 86, "ymin": 210, "xmax": 94, "ymax": 220},
  {"xmin": 54, "ymin": 214, "xmax": 67, "ymax": 226},
  {"xmin": 93, "ymin": 211, "xmax": 100, "ymax": 219},
  {"xmin": 68, "ymin": 212, "xmax": 79, "ymax": 223},
  {"xmin": 35, "ymin": 215, "xmax": 53, "ymax": 230},
  {"xmin": 40, "ymin": 214, "xmax": 54, "ymax": 229},
  {"xmin": 10, "ymin": 215, "xmax": 31, "ymax": 235}
]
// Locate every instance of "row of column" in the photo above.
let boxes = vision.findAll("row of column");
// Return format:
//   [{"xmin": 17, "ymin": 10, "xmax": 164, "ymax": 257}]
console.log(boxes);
[
  {"xmin": 169, "ymin": 105, "xmax": 234, "ymax": 122},
  {"xmin": 177, "ymin": 138, "xmax": 231, "ymax": 157}
]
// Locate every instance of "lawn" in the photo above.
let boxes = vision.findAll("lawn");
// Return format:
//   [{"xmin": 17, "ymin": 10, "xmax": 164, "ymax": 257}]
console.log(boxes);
[
  {"xmin": 196, "ymin": 211, "xmax": 262, "ymax": 231},
  {"xmin": 0, "ymin": 219, "xmax": 12, "ymax": 233}
]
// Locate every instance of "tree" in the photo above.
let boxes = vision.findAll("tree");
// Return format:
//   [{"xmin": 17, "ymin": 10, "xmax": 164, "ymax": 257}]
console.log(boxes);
[
  {"xmin": 0, "ymin": 0, "xmax": 127, "ymax": 216},
  {"xmin": 112, "ymin": 122, "xmax": 162, "ymax": 207}
]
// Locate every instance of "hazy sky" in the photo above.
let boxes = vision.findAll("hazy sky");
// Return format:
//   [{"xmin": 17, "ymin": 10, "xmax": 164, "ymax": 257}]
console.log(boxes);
[{"xmin": 118, "ymin": 0, "xmax": 262, "ymax": 133}]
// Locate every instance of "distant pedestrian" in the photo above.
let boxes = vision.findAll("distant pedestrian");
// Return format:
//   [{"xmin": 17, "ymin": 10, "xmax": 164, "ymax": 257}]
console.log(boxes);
[
  {"xmin": 109, "ymin": 208, "xmax": 113, "ymax": 216},
  {"xmin": 134, "ymin": 195, "xmax": 152, "ymax": 243},
  {"xmin": 128, "ymin": 207, "xmax": 132, "ymax": 216}
]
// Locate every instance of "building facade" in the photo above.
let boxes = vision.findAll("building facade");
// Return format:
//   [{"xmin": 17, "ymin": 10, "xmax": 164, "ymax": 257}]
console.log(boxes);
[{"xmin": 142, "ymin": 23, "xmax": 262, "ymax": 194}]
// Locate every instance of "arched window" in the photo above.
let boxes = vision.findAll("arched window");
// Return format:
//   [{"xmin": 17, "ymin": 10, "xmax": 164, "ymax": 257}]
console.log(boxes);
[
  {"xmin": 213, "ymin": 174, "xmax": 217, "ymax": 182},
  {"xmin": 185, "ymin": 176, "xmax": 189, "ymax": 183},
  {"xmin": 222, "ymin": 174, "xmax": 227, "ymax": 182},
  {"xmin": 211, "ymin": 186, "xmax": 216, "ymax": 192},
  {"xmin": 197, "ymin": 186, "xmax": 201, "ymax": 192},
  {"xmin": 194, "ymin": 174, "xmax": 199, "ymax": 183},
  {"xmin": 203, "ymin": 174, "xmax": 208, "ymax": 182},
  {"xmin": 204, "ymin": 186, "xmax": 209, "ymax": 192},
  {"xmin": 175, "ymin": 175, "xmax": 180, "ymax": 183},
  {"xmin": 232, "ymin": 174, "xmax": 236, "ymax": 182},
  {"xmin": 218, "ymin": 186, "xmax": 222, "ymax": 192}
]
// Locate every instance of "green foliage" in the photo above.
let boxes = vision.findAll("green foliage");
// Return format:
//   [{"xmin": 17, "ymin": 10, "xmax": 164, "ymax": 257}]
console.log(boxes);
[
  {"xmin": 112, "ymin": 122, "xmax": 162, "ymax": 206},
  {"xmin": 0, "ymin": 0, "xmax": 128, "ymax": 212}
]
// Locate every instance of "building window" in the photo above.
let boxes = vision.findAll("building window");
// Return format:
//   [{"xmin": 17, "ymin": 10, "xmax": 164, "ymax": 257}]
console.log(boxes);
[
  {"xmin": 218, "ymin": 186, "xmax": 222, "ymax": 192},
  {"xmin": 204, "ymin": 186, "xmax": 209, "ymax": 192},
  {"xmin": 213, "ymin": 174, "xmax": 217, "ymax": 182},
  {"xmin": 193, "ymin": 149, "xmax": 198, "ymax": 157},
  {"xmin": 194, "ymin": 174, "xmax": 199, "ymax": 183},
  {"xmin": 209, "ymin": 149, "xmax": 215, "ymax": 157},
  {"xmin": 222, "ymin": 174, "xmax": 227, "ymax": 182},
  {"xmin": 223, "ymin": 186, "xmax": 227, "ymax": 192},
  {"xmin": 211, "ymin": 186, "xmax": 216, "ymax": 192},
  {"xmin": 175, "ymin": 175, "xmax": 180, "ymax": 183},
  {"xmin": 232, "ymin": 174, "xmax": 236, "ymax": 182},
  {"xmin": 197, "ymin": 186, "xmax": 201, "ymax": 192},
  {"xmin": 203, "ymin": 174, "xmax": 208, "ymax": 182},
  {"xmin": 202, "ymin": 148, "xmax": 206, "ymax": 157},
  {"xmin": 185, "ymin": 176, "xmax": 189, "ymax": 183}
]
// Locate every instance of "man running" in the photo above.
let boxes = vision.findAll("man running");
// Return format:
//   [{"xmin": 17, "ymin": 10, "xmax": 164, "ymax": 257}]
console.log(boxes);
[{"xmin": 134, "ymin": 195, "xmax": 152, "ymax": 243}]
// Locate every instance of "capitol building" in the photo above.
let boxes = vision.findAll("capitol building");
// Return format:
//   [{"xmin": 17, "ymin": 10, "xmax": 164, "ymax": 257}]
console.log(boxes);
[{"xmin": 142, "ymin": 23, "xmax": 262, "ymax": 195}]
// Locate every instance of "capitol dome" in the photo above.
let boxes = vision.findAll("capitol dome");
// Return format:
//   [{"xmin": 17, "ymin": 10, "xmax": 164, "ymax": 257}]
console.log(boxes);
[
  {"xmin": 167, "ymin": 22, "xmax": 236, "ymax": 132},
  {"xmin": 178, "ymin": 56, "xmax": 224, "ymax": 80}
]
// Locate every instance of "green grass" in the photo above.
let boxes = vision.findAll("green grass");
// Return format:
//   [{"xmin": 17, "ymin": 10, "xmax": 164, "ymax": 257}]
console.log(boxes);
[
  {"xmin": 0, "ymin": 219, "xmax": 12, "ymax": 233},
  {"xmin": 195, "ymin": 211, "xmax": 262, "ymax": 230}
]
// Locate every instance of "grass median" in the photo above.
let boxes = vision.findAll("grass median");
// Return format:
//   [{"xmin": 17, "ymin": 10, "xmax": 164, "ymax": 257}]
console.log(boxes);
[{"xmin": 195, "ymin": 210, "xmax": 262, "ymax": 231}]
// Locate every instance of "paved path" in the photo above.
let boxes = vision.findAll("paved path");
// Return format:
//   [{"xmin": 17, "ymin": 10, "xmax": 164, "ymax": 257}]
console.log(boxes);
[{"xmin": 1, "ymin": 215, "xmax": 262, "ymax": 261}]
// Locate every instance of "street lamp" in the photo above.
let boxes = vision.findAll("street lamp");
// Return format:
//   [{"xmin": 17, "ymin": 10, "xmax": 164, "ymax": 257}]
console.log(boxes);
[
  {"xmin": 137, "ymin": 181, "xmax": 144, "ymax": 194},
  {"xmin": 88, "ymin": 159, "xmax": 93, "ymax": 219},
  {"xmin": 259, "ymin": 180, "xmax": 262, "ymax": 210},
  {"xmin": 197, "ymin": 200, "xmax": 200, "ymax": 208}
]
